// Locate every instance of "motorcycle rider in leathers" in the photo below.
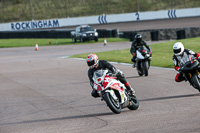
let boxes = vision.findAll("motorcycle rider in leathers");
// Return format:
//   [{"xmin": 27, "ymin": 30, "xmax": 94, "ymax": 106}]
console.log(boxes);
[
  {"xmin": 130, "ymin": 34, "xmax": 152, "ymax": 68},
  {"xmin": 86, "ymin": 54, "xmax": 135, "ymax": 98},
  {"xmin": 173, "ymin": 42, "xmax": 200, "ymax": 82}
]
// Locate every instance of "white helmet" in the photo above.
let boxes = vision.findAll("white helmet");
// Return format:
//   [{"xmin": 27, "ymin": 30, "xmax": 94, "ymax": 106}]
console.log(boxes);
[{"xmin": 173, "ymin": 42, "xmax": 184, "ymax": 56}]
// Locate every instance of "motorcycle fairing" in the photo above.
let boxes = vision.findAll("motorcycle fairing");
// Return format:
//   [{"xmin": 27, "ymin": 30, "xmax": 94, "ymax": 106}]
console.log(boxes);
[
  {"xmin": 93, "ymin": 82, "xmax": 104, "ymax": 91},
  {"xmin": 136, "ymin": 50, "xmax": 145, "ymax": 59},
  {"xmin": 104, "ymin": 79, "xmax": 127, "ymax": 104},
  {"xmin": 102, "ymin": 75, "xmax": 111, "ymax": 88},
  {"xmin": 136, "ymin": 47, "xmax": 151, "ymax": 59},
  {"xmin": 105, "ymin": 90, "xmax": 118, "ymax": 101},
  {"xmin": 181, "ymin": 60, "xmax": 199, "ymax": 72},
  {"xmin": 93, "ymin": 69, "xmax": 128, "ymax": 104}
]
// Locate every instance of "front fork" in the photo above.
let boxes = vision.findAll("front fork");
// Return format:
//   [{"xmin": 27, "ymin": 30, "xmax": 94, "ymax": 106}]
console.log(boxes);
[{"xmin": 197, "ymin": 71, "xmax": 200, "ymax": 79}]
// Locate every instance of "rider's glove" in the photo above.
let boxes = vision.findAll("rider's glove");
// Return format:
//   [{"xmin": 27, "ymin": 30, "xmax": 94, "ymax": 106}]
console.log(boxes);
[
  {"xmin": 178, "ymin": 68, "xmax": 182, "ymax": 73},
  {"xmin": 107, "ymin": 73, "xmax": 113, "ymax": 76},
  {"xmin": 111, "ymin": 73, "xmax": 117, "ymax": 77},
  {"xmin": 132, "ymin": 53, "xmax": 136, "ymax": 57}
]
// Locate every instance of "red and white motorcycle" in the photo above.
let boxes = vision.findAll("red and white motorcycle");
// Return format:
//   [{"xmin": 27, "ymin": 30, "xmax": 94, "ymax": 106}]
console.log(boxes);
[{"xmin": 93, "ymin": 69, "xmax": 139, "ymax": 114}]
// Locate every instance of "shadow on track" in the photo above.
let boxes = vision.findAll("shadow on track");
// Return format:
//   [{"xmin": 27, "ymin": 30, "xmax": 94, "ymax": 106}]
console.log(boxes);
[
  {"xmin": 126, "ymin": 76, "xmax": 142, "ymax": 79},
  {"xmin": 1, "ymin": 112, "xmax": 113, "ymax": 126},
  {"xmin": 140, "ymin": 93, "xmax": 200, "ymax": 102}
]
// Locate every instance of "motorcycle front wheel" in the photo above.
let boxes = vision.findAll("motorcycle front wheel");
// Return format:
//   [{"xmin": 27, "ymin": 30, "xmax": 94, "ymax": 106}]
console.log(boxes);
[
  {"xmin": 191, "ymin": 74, "xmax": 200, "ymax": 91},
  {"xmin": 103, "ymin": 92, "xmax": 122, "ymax": 114},
  {"xmin": 137, "ymin": 61, "xmax": 143, "ymax": 76},
  {"xmin": 143, "ymin": 61, "xmax": 148, "ymax": 76}
]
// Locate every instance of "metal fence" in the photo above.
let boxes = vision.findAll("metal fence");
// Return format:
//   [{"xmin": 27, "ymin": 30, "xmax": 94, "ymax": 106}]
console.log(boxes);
[{"xmin": 0, "ymin": 0, "xmax": 200, "ymax": 23}]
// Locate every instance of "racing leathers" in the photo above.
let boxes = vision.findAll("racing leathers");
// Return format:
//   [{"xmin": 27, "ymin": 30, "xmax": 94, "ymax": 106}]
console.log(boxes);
[
  {"xmin": 88, "ymin": 60, "xmax": 134, "ymax": 97},
  {"xmin": 173, "ymin": 49, "xmax": 200, "ymax": 82},
  {"xmin": 130, "ymin": 40, "xmax": 151, "ymax": 63}
]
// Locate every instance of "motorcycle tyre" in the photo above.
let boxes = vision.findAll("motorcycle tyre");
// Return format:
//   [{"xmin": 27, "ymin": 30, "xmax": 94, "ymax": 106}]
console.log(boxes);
[
  {"xmin": 128, "ymin": 96, "xmax": 139, "ymax": 110},
  {"xmin": 137, "ymin": 62, "xmax": 143, "ymax": 76},
  {"xmin": 148, "ymin": 60, "xmax": 151, "ymax": 69},
  {"xmin": 191, "ymin": 74, "xmax": 200, "ymax": 91},
  {"xmin": 103, "ymin": 92, "xmax": 122, "ymax": 114},
  {"xmin": 143, "ymin": 61, "xmax": 148, "ymax": 76},
  {"xmin": 138, "ymin": 71, "xmax": 143, "ymax": 76}
]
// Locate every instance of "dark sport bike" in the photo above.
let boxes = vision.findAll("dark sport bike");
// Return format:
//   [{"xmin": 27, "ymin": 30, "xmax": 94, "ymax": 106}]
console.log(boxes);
[
  {"xmin": 135, "ymin": 47, "xmax": 152, "ymax": 76},
  {"xmin": 179, "ymin": 56, "xmax": 200, "ymax": 91}
]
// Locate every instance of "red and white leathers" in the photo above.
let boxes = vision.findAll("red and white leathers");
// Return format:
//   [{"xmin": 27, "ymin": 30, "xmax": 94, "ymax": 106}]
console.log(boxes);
[{"xmin": 173, "ymin": 49, "xmax": 200, "ymax": 82}]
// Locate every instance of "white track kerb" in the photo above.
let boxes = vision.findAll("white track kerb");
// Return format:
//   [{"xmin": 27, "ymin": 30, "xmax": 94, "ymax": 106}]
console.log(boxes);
[{"xmin": 67, "ymin": 57, "xmax": 174, "ymax": 71}]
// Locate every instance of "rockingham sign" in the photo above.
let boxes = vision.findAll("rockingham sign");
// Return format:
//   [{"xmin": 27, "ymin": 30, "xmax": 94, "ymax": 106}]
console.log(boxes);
[
  {"xmin": 0, "ymin": 7, "xmax": 200, "ymax": 31},
  {"xmin": 11, "ymin": 20, "xmax": 59, "ymax": 30}
]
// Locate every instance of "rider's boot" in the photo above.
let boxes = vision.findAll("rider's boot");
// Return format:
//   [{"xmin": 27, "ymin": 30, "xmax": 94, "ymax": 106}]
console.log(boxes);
[
  {"xmin": 132, "ymin": 62, "xmax": 136, "ymax": 68},
  {"xmin": 91, "ymin": 90, "xmax": 100, "ymax": 98},
  {"xmin": 125, "ymin": 84, "xmax": 136, "ymax": 96}
]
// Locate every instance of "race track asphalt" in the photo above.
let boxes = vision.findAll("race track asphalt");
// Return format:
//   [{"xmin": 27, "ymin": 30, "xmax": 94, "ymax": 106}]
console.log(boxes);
[
  {"xmin": 1, "ymin": 17, "xmax": 200, "ymax": 133},
  {"xmin": 1, "ymin": 41, "xmax": 200, "ymax": 133}
]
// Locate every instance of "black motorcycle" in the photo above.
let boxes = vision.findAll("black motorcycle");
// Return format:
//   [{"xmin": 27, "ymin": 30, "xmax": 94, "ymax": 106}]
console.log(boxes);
[
  {"xmin": 135, "ymin": 47, "xmax": 151, "ymax": 76},
  {"xmin": 179, "ymin": 57, "xmax": 200, "ymax": 91}
]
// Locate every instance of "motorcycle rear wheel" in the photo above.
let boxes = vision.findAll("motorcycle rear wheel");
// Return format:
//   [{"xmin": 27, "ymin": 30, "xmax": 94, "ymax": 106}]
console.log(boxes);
[
  {"xmin": 128, "ymin": 96, "xmax": 139, "ymax": 110},
  {"xmin": 103, "ymin": 92, "xmax": 122, "ymax": 114}
]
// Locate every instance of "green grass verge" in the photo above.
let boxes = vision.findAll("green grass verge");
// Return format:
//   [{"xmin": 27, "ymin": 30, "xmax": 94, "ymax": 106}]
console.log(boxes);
[
  {"xmin": 70, "ymin": 37, "xmax": 200, "ymax": 68},
  {"xmin": 0, "ymin": 38, "xmax": 129, "ymax": 48}
]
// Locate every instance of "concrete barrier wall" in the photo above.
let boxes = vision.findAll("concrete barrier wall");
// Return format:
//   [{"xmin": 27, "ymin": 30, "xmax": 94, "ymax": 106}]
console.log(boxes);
[
  {"xmin": 0, "ymin": 27, "xmax": 199, "ymax": 40},
  {"xmin": 120, "ymin": 27, "xmax": 200, "ymax": 41},
  {"xmin": 185, "ymin": 27, "xmax": 200, "ymax": 38},
  {"xmin": 0, "ymin": 7, "xmax": 200, "ymax": 31},
  {"xmin": 0, "ymin": 29, "xmax": 119, "ymax": 39}
]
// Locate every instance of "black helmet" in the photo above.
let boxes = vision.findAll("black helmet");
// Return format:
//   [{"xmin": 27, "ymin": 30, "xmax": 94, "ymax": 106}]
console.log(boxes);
[{"xmin": 135, "ymin": 34, "xmax": 142, "ymax": 43}]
